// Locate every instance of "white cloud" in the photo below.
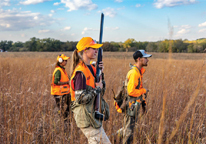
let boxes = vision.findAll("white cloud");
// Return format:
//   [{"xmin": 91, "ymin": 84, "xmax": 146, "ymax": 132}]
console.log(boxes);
[
  {"xmin": 177, "ymin": 28, "xmax": 190, "ymax": 34},
  {"xmin": 49, "ymin": 10, "xmax": 55, "ymax": 17},
  {"xmin": 181, "ymin": 25, "xmax": 191, "ymax": 29},
  {"xmin": 38, "ymin": 30, "xmax": 50, "ymax": 33},
  {"xmin": 199, "ymin": 29, "xmax": 206, "ymax": 33},
  {"xmin": 198, "ymin": 22, "xmax": 206, "ymax": 27},
  {"xmin": 175, "ymin": 24, "xmax": 191, "ymax": 37},
  {"xmin": 0, "ymin": 0, "xmax": 10, "ymax": 7},
  {"xmin": 105, "ymin": 27, "xmax": 119, "ymax": 31},
  {"xmin": 135, "ymin": 4, "xmax": 141, "ymax": 8},
  {"xmin": 81, "ymin": 27, "xmax": 98, "ymax": 35},
  {"xmin": 53, "ymin": 2, "xmax": 60, "ymax": 6},
  {"xmin": 0, "ymin": 9, "xmax": 56, "ymax": 31},
  {"xmin": 34, "ymin": 16, "xmax": 38, "ymax": 20},
  {"xmin": 0, "ymin": 23, "xmax": 10, "ymax": 28},
  {"xmin": 64, "ymin": 26, "xmax": 71, "ymax": 30},
  {"xmin": 115, "ymin": 0, "xmax": 123, "ymax": 2},
  {"xmin": 20, "ymin": 0, "xmax": 50, "ymax": 5},
  {"xmin": 99, "ymin": 7, "xmax": 117, "ymax": 18},
  {"xmin": 57, "ymin": 8, "xmax": 64, "ymax": 10},
  {"xmin": 154, "ymin": 0, "xmax": 196, "ymax": 9},
  {"xmin": 60, "ymin": 0, "xmax": 98, "ymax": 12},
  {"xmin": 71, "ymin": 33, "xmax": 75, "ymax": 36}
]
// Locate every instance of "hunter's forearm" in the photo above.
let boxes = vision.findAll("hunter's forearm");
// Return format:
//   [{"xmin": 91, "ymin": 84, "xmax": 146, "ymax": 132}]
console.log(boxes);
[{"xmin": 75, "ymin": 87, "xmax": 101, "ymax": 104}]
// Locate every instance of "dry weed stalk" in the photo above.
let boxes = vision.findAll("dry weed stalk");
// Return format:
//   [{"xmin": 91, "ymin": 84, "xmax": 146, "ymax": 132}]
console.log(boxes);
[
  {"xmin": 166, "ymin": 62, "xmax": 205, "ymax": 143},
  {"xmin": 166, "ymin": 85, "xmax": 200, "ymax": 144},
  {"xmin": 0, "ymin": 52, "xmax": 205, "ymax": 144},
  {"xmin": 188, "ymin": 104, "xmax": 196, "ymax": 143}
]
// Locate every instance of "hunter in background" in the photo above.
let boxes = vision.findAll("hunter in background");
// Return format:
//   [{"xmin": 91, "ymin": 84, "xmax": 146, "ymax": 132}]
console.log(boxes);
[
  {"xmin": 51, "ymin": 54, "xmax": 71, "ymax": 121},
  {"xmin": 115, "ymin": 50, "xmax": 152, "ymax": 144}
]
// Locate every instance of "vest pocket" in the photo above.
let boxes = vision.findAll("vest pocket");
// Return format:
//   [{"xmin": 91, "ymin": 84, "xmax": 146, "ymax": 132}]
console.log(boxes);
[
  {"xmin": 127, "ymin": 101, "xmax": 140, "ymax": 117},
  {"xmin": 60, "ymin": 85, "xmax": 69, "ymax": 94}
]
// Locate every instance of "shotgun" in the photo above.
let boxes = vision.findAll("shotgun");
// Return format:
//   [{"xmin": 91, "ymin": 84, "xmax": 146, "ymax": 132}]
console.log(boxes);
[{"xmin": 94, "ymin": 13, "xmax": 105, "ymax": 121}]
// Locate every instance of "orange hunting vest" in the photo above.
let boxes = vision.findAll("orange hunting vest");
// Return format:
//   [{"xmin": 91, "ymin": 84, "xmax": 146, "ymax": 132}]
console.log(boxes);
[
  {"xmin": 70, "ymin": 62, "xmax": 96, "ymax": 101},
  {"xmin": 51, "ymin": 67, "xmax": 70, "ymax": 95}
]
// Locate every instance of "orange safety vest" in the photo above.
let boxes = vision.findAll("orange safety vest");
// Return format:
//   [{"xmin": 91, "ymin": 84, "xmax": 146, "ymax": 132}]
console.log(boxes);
[
  {"xmin": 51, "ymin": 66, "xmax": 70, "ymax": 95},
  {"xmin": 70, "ymin": 62, "xmax": 96, "ymax": 101},
  {"xmin": 114, "ymin": 66, "xmax": 146, "ymax": 113}
]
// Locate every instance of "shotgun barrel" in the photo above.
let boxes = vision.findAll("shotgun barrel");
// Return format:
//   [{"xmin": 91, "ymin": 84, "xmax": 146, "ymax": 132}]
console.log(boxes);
[{"xmin": 94, "ymin": 13, "xmax": 105, "ymax": 120}]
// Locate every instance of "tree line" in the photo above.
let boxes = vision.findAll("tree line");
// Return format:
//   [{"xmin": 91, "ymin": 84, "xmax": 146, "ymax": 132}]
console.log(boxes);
[{"xmin": 0, "ymin": 37, "xmax": 206, "ymax": 53}]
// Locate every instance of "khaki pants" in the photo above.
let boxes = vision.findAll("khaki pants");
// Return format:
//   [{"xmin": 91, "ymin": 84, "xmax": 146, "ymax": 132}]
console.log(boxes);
[{"xmin": 81, "ymin": 126, "xmax": 111, "ymax": 144}]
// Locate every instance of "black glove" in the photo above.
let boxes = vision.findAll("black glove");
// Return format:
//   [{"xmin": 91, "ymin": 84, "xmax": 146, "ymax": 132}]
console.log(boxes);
[{"xmin": 142, "ymin": 100, "xmax": 147, "ymax": 114}]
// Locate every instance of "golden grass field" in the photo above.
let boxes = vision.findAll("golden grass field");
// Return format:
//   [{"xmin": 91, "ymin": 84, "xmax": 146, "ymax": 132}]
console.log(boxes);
[{"xmin": 0, "ymin": 52, "xmax": 206, "ymax": 144}]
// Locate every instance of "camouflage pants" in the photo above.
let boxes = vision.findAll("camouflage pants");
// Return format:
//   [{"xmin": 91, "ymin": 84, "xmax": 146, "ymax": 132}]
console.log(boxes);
[
  {"xmin": 123, "ymin": 115, "xmax": 138, "ymax": 144},
  {"xmin": 53, "ymin": 94, "xmax": 71, "ymax": 120},
  {"xmin": 81, "ymin": 126, "xmax": 111, "ymax": 144},
  {"xmin": 117, "ymin": 102, "xmax": 141, "ymax": 144}
]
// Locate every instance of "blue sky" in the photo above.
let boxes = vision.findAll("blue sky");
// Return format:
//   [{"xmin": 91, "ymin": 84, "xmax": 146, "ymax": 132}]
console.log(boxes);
[{"xmin": 0, "ymin": 0, "xmax": 206, "ymax": 42}]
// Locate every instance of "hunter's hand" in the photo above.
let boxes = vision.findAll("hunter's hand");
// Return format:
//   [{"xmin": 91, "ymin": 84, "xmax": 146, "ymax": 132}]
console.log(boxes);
[
  {"xmin": 145, "ymin": 89, "xmax": 149, "ymax": 98},
  {"xmin": 98, "ymin": 61, "xmax": 104, "ymax": 72},
  {"xmin": 96, "ymin": 81, "xmax": 103, "ymax": 89}
]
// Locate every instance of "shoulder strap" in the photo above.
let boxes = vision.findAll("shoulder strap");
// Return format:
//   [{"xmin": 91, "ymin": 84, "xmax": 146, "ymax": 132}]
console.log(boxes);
[
  {"xmin": 125, "ymin": 65, "xmax": 141, "ymax": 90},
  {"xmin": 125, "ymin": 66, "xmax": 138, "ymax": 86}
]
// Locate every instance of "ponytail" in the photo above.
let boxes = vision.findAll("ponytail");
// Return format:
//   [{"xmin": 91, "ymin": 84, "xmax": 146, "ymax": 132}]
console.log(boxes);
[{"xmin": 71, "ymin": 49, "xmax": 84, "ymax": 75}]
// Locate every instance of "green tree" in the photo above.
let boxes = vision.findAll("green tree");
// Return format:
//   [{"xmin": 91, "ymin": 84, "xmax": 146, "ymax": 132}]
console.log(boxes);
[
  {"xmin": 102, "ymin": 42, "xmax": 114, "ymax": 51},
  {"xmin": 146, "ymin": 42, "xmax": 158, "ymax": 52},
  {"xmin": 0, "ymin": 40, "xmax": 13, "ymax": 51},
  {"xmin": 24, "ymin": 37, "xmax": 38, "ymax": 51},
  {"xmin": 13, "ymin": 41, "xmax": 24, "ymax": 47},
  {"xmin": 157, "ymin": 40, "xmax": 169, "ymax": 52},
  {"xmin": 123, "ymin": 38, "xmax": 136, "ymax": 52},
  {"xmin": 187, "ymin": 44, "xmax": 194, "ymax": 53}
]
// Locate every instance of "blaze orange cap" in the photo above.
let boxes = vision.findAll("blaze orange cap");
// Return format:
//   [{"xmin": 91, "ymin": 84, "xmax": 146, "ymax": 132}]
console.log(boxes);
[
  {"xmin": 76, "ymin": 37, "xmax": 103, "ymax": 52},
  {"xmin": 57, "ymin": 54, "xmax": 70, "ymax": 61}
]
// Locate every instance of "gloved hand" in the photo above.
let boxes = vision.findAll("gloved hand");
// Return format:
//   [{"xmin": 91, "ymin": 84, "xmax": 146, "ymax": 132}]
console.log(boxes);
[
  {"xmin": 142, "ymin": 100, "xmax": 147, "ymax": 114},
  {"xmin": 144, "ymin": 89, "xmax": 149, "ymax": 99},
  {"xmin": 130, "ymin": 104, "xmax": 135, "ymax": 111}
]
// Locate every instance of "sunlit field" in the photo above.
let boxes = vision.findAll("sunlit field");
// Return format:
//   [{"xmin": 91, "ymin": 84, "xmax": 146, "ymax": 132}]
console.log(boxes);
[{"xmin": 0, "ymin": 52, "xmax": 206, "ymax": 144}]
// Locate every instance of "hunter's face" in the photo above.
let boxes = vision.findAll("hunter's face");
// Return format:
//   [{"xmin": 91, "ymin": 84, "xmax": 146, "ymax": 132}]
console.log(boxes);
[
  {"xmin": 61, "ymin": 60, "xmax": 67, "ymax": 66},
  {"xmin": 141, "ymin": 57, "xmax": 149, "ymax": 66},
  {"xmin": 86, "ymin": 47, "xmax": 98, "ymax": 59}
]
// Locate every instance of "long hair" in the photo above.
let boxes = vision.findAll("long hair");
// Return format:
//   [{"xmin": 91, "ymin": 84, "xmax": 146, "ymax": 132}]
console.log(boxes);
[
  {"xmin": 55, "ymin": 61, "xmax": 61, "ymax": 67},
  {"xmin": 70, "ymin": 49, "xmax": 84, "ymax": 75}
]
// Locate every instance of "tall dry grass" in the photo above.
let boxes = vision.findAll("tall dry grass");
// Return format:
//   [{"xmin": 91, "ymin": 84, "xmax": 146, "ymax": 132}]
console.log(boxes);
[{"xmin": 0, "ymin": 52, "xmax": 206, "ymax": 144}]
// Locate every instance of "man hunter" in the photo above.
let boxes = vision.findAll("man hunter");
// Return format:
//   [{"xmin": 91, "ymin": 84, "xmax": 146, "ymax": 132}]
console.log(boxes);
[{"xmin": 118, "ymin": 50, "xmax": 152, "ymax": 144}]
